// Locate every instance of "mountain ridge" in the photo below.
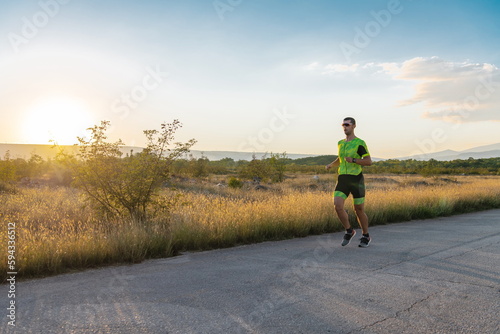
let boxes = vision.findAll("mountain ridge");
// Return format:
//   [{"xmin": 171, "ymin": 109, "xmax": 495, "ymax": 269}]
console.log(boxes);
[
  {"xmin": 0, "ymin": 143, "xmax": 317, "ymax": 161},
  {"xmin": 395, "ymin": 143, "xmax": 500, "ymax": 161},
  {"xmin": 1, "ymin": 143, "xmax": 499, "ymax": 161}
]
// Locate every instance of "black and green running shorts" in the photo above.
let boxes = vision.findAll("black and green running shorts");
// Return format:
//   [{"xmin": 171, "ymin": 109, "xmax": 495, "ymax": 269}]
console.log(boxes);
[{"xmin": 333, "ymin": 173, "xmax": 365, "ymax": 205}]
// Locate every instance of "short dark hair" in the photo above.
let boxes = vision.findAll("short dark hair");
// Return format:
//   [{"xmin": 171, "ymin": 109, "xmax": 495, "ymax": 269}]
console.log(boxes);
[{"xmin": 344, "ymin": 117, "xmax": 356, "ymax": 125}]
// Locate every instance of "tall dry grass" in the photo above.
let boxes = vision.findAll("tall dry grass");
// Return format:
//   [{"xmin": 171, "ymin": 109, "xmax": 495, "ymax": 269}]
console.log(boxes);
[
  {"xmin": 1, "ymin": 175, "xmax": 499, "ymax": 280},
  {"xmin": 0, "ymin": 188, "xmax": 173, "ymax": 279},
  {"xmin": 169, "ymin": 175, "xmax": 500, "ymax": 250}
]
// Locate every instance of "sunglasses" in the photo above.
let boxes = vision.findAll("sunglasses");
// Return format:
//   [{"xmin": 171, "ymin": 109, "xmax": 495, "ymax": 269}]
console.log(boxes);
[{"xmin": 342, "ymin": 123, "xmax": 352, "ymax": 127}]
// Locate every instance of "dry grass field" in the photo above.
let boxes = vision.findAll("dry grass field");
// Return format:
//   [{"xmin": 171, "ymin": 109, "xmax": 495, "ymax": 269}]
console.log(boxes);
[{"xmin": 1, "ymin": 174, "xmax": 500, "ymax": 280}]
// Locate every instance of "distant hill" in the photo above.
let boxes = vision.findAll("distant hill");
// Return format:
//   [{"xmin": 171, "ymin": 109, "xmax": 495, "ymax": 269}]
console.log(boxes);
[
  {"xmin": 0, "ymin": 143, "xmax": 145, "ymax": 160},
  {"xmin": 461, "ymin": 142, "xmax": 500, "ymax": 153},
  {"xmin": 287, "ymin": 155, "xmax": 337, "ymax": 165},
  {"xmin": 2, "ymin": 142, "xmax": 498, "ymax": 162},
  {"xmin": 395, "ymin": 143, "xmax": 500, "ymax": 161},
  {"xmin": 0, "ymin": 144, "xmax": 70, "ymax": 159},
  {"xmin": 184, "ymin": 150, "xmax": 318, "ymax": 161},
  {"xmin": 0, "ymin": 144, "xmax": 318, "ymax": 161}
]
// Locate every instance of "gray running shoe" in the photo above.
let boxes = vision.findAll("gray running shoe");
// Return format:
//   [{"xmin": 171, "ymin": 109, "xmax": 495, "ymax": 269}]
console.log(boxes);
[
  {"xmin": 359, "ymin": 236, "xmax": 371, "ymax": 248},
  {"xmin": 341, "ymin": 229, "xmax": 356, "ymax": 246}
]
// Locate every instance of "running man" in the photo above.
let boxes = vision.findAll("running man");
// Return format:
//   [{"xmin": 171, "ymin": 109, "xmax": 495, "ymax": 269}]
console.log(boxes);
[{"xmin": 326, "ymin": 117, "xmax": 372, "ymax": 247}]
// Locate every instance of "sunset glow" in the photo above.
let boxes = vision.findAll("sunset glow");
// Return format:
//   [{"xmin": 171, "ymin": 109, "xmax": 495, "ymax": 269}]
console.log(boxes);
[{"xmin": 22, "ymin": 98, "xmax": 93, "ymax": 145}]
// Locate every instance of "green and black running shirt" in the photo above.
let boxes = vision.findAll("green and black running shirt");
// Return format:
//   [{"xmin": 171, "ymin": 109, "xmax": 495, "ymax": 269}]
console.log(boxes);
[{"xmin": 337, "ymin": 137, "xmax": 370, "ymax": 175}]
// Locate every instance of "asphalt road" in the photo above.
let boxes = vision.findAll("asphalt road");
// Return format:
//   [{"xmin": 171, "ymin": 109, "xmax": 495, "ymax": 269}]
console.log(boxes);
[{"xmin": 2, "ymin": 210, "xmax": 500, "ymax": 334}]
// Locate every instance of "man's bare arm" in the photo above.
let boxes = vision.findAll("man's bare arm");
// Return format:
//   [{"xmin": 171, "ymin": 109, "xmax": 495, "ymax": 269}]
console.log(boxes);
[{"xmin": 325, "ymin": 157, "xmax": 340, "ymax": 170}]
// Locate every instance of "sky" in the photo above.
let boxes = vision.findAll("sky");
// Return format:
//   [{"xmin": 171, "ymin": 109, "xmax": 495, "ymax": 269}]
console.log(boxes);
[{"xmin": 0, "ymin": 0, "xmax": 499, "ymax": 159}]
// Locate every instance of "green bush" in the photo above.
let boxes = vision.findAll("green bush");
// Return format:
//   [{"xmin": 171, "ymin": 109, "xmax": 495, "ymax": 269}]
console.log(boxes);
[
  {"xmin": 228, "ymin": 177, "xmax": 243, "ymax": 189},
  {"xmin": 0, "ymin": 181, "xmax": 16, "ymax": 194},
  {"xmin": 72, "ymin": 120, "xmax": 196, "ymax": 221}
]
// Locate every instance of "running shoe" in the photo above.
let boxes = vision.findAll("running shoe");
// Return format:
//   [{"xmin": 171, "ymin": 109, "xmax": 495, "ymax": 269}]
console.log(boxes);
[
  {"xmin": 341, "ymin": 229, "xmax": 356, "ymax": 246},
  {"xmin": 359, "ymin": 235, "xmax": 371, "ymax": 248}
]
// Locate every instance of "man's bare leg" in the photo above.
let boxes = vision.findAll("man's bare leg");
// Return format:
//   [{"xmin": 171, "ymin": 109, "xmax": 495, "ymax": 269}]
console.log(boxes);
[
  {"xmin": 354, "ymin": 203, "xmax": 369, "ymax": 235},
  {"xmin": 334, "ymin": 196, "xmax": 350, "ymax": 229}
]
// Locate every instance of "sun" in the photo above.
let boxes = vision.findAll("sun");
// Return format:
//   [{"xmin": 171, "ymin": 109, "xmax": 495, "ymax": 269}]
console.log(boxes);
[{"xmin": 23, "ymin": 97, "xmax": 94, "ymax": 145}]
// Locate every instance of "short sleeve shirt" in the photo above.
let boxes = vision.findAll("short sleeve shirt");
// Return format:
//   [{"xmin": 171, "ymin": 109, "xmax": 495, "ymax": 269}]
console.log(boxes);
[{"xmin": 337, "ymin": 137, "xmax": 370, "ymax": 175}]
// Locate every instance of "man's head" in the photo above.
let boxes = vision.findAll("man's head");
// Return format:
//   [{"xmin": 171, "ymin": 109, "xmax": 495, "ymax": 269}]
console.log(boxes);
[{"xmin": 342, "ymin": 117, "xmax": 356, "ymax": 135}]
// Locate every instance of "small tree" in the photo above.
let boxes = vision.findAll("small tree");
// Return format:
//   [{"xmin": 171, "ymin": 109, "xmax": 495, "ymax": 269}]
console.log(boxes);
[
  {"xmin": 239, "ymin": 155, "xmax": 271, "ymax": 182},
  {"xmin": 188, "ymin": 155, "xmax": 210, "ymax": 178},
  {"xmin": 268, "ymin": 152, "xmax": 288, "ymax": 183},
  {"xmin": 26, "ymin": 154, "xmax": 46, "ymax": 178},
  {"xmin": 228, "ymin": 177, "xmax": 243, "ymax": 189},
  {"xmin": 50, "ymin": 150, "xmax": 77, "ymax": 187},
  {"xmin": 74, "ymin": 120, "xmax": 196, "ymax": 221},
  {"xmin": 0, "ymin": 151, "xmax": 16, "ymax": 183}
]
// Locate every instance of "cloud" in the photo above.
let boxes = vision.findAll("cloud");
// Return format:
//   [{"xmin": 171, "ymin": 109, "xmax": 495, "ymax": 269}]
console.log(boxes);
[
  {"xmin": 396, "ymin": 57, "xmax": 498, "ymax": 81},
  {"xmin": 322, "ymin": 63, "xmax": 360, "ymax": 74},
  {"xmin": 377, "ymin": 62, "xmax": 400, "ymax": 75},
  {"xmin": 309, "ymin": 61, "xmax": 398, "ymax": 76},
  {"xmin": 422, "ymin": 109, "xmax": 497, "ymax": 123},
  {"xmin": 396, "ymin": 57, "xmax": 500, "ymax": 123},
  {"xmin": 303, "ymin": 62, "xmax": 320, "ymax": 71},
  {"xmin": 306, "ymin": 57, "xmax": 500, "ymax": 123}
]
